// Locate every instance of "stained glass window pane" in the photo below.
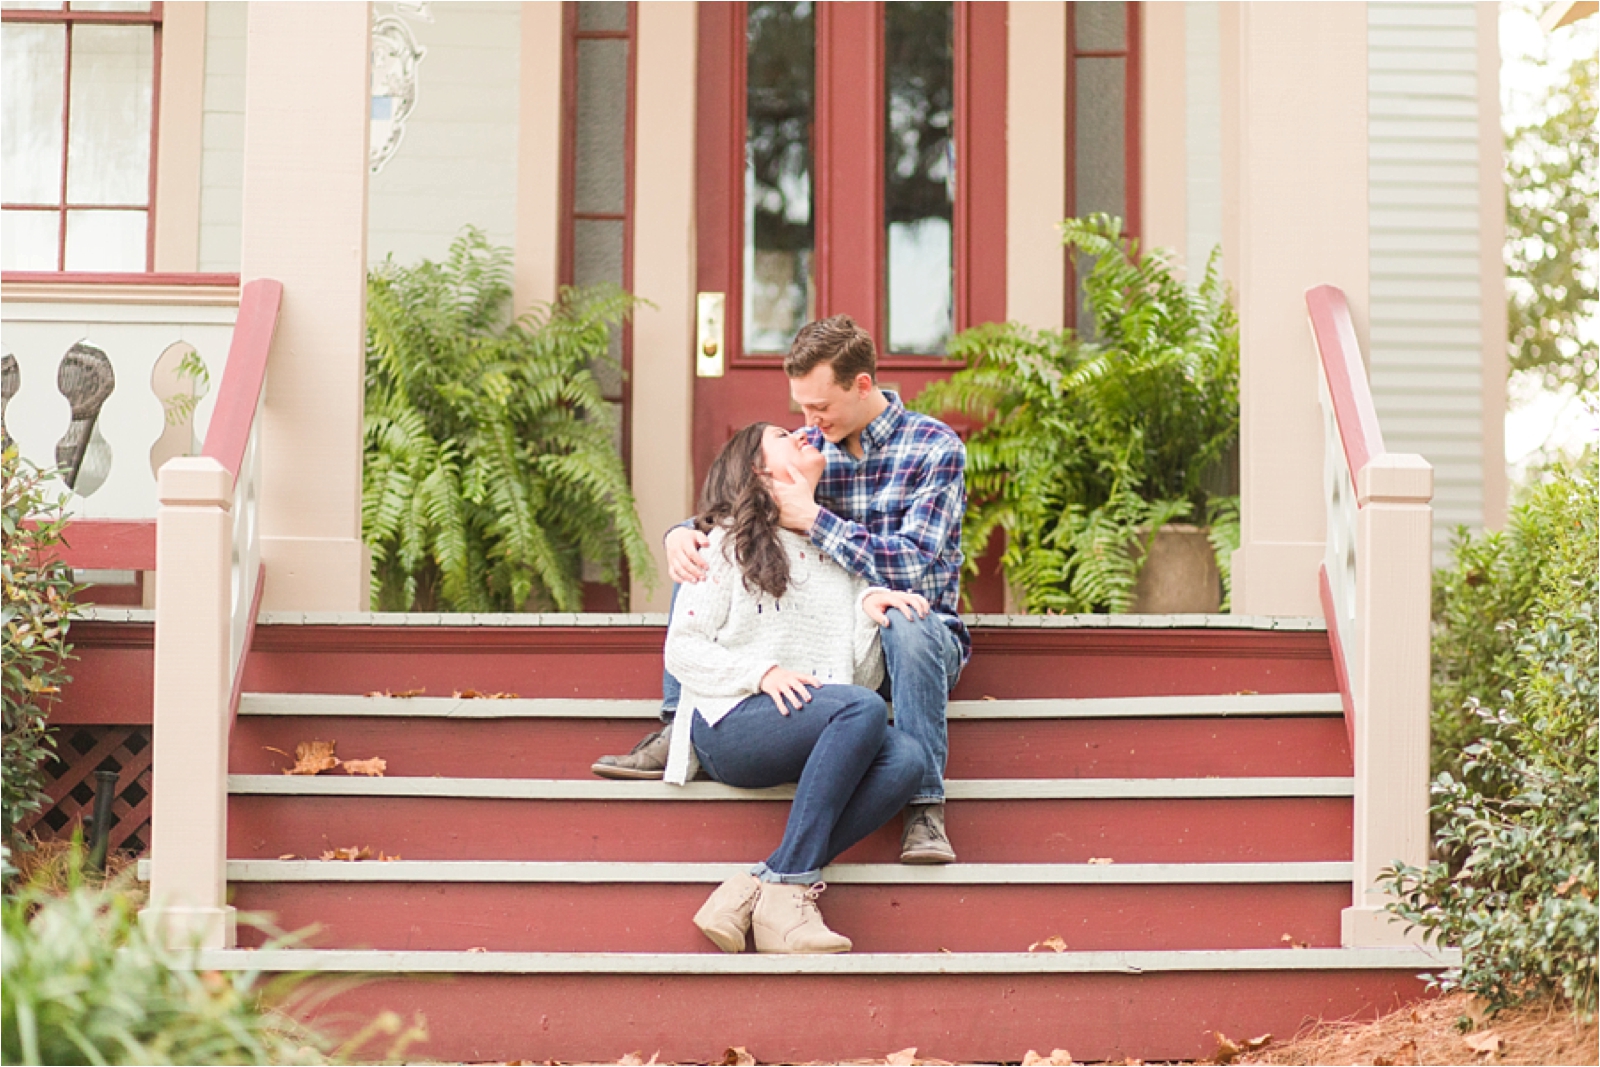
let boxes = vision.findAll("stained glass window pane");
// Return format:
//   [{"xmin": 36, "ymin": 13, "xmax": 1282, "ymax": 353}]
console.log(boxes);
[
  {"xmin": 577, "ymin": 2, "xmax": 627, "ymax": 32},
  {"xmin": 1073, "ymin": 56, "xmax": 1125, "ymax": 330},
  {"xmin": 2, "ymin": 23, "xmax": 66, "ymax": 204},
  {"xmin": 574, "ymin": 38, "xmax": 628, "ymax": 215},
  {"xmin": 1, "ymin": 209, "xmax": 60, "ymax": 269},
  {"xmin": 743, "ymin": 1, "xmax": 815, "ymax": 354},
  {"xmin": 64, "ymin": 208, "xmax": 144, "ymax": 270},
  {"xmin": 574, "ymin": 217, "xmax": 625, "ymax": 399},
  {"xmin": 884, "ymin": 1, "xmax": 954, "ymax": 355},
  {"xmin": 1075, "ymin": 2, "xmax": 1127, "ymax": 52},
  {"xmin": 66, "ymin": 24, "xmax": 153, "ymax": 205}
]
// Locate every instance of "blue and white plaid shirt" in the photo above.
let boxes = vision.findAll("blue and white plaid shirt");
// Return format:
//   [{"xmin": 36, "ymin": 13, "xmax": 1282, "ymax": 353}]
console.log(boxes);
[{"xmin": 802, "ymin": 392, "xmax": 970, "ymax": 658}]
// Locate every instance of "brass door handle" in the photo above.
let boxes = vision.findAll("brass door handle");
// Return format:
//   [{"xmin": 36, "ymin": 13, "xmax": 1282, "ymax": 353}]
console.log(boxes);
[{"xmin": 696, "ymin": 292, "xmax": 725, "ymax": 378}]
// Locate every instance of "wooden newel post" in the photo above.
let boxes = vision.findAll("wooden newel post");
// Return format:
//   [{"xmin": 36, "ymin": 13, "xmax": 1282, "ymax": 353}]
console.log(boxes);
[
  {"xmin": 142, "ymin": 456, "xmax": 237, "ymax": 950},
  {"xmin": 1343, "ymin": 452, "xmax": 1434, "ymax": 947}
]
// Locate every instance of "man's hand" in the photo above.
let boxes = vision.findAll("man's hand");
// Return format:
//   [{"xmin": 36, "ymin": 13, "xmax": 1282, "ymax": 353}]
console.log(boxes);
[
  {"xmin": 863, "ymin": 589, "xmax": 930, "ymax": 627},
  {"xmin": 665, "ymin": 526, "xmax": 711, "ymax": 584},
  {"xmin": 759, "ymin": 665, "xmax": 819, "ymax": 715},
  {"xmin": 772, "ymin": 462, "xmax": 821, "ymax": 534}
]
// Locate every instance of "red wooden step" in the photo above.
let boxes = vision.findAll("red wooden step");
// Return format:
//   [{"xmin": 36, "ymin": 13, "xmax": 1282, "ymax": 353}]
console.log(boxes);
[
  {"xmin": 230, "ymin": 712, "xmax": 1351, "ymax": 779},
  {"xmin": 231, "ymin": 877, "xmax": 1349, "ymax": 954},
  {"xmin": 228, "ymin": 793, "xmax": 1353, "ymax": 864},
  {"xmin": 202, "ymin": 949, "xmax": 1439, "ymax": 1064}
]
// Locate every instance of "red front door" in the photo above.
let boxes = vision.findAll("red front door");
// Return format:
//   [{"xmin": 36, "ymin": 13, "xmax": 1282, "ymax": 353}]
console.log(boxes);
[{"xmin": 692, "ymin": 1, "xmax": 1007, "ymax": 491}]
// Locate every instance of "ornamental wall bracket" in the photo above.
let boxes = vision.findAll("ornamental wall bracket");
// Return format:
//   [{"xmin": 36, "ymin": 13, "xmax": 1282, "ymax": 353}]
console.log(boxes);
[{"xmin": 370, "ymin": 10, "xmax": 427, "ymax": 175}]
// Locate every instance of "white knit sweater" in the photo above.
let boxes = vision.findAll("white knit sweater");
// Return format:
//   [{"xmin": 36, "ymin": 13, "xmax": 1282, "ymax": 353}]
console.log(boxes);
[{"xmin": 662, "ymin": 526, "xmax": 886, "ymax": 785}]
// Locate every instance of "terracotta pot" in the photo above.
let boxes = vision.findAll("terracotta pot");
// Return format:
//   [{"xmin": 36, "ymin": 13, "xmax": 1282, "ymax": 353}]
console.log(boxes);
[{"xmin": 1129, "ymin": 523, "xmax": 1221, "ymax": 614}]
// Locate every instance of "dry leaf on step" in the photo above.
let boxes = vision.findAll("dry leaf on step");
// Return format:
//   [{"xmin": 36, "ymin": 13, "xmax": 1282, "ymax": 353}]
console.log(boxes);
[
  {"xmin": 342, "ymin": 757, "xmax": 388, "ymax": 777},
  {"xmin": 1463, "ymin": 1030, "xmax": 1501, "ymax": 1055},
  {"xmin": 1211, "ymin": 1034, "xmax": 1242, "ymax": 1065},
  {"xmin": 277, "ymin": 853, "xmax": 298, "ymax": 861},
  {"xmin": 378, "ymin": 851, "xmax": 402, "ymax": 862},
  {"xmin": 885, "ymin": 1049, "xmax": 918, "ymax": 1066},
  {"xmin": 1280, "ymin": 933, "xmax": 1309, "ymax": 949},
  {"xmin": 1087, "ymin": 857, "xmax": 1114, "ymax": 865},
  {"xmin": 719, "ymin": 1048, "xmax": 755, "ymax": 1067},
  {"xmin": 284, "ymin": 740, "xmax": 339, "ymax": 775},
  {"xmin": 1021, "ymin": 1050, "xmax": 1073, "ymax": 1066},
  {"xmin": 454, "ymin": 689, "xmax": 518, "ymax": 699},
  {"xmin": 368, "ymin": 688, "xmax": 425, "ymax": 698},
  {"xmin": 319, "ymin": 845, "xmax": 372, "ymax": 862},
  {"xmin": 1028, "ymin": 935, "xmax": 1068, "ymax": 953},
  {"xmin": 467, "ymin": 946, "xmax": 487, "ymax": 953}
]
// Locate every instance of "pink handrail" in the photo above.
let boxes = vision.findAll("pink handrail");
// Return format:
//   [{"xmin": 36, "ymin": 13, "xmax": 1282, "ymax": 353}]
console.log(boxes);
[
  {"xmin": 201, "ymin": 278, "xmax": 283, "ymax": 481},
  {"xmin": 1306, "ymin": 284, "xmax": 1387, "ymax": 487}
]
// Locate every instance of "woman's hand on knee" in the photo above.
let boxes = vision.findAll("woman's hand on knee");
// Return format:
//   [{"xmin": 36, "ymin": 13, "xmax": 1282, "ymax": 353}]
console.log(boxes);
[
  {"xmin": 759, "ymin": 666, "xmax": 820, "ymax": 715},
  {"xmin": 863, "ymin": 589, "xmax": 930, "ymax": 626}
]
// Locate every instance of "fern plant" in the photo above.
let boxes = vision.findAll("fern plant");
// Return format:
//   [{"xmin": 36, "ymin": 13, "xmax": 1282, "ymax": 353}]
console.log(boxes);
[
  {"xmin": 363, "ymin": 228, "xmax": 655, "ymax": 612},
  {"xmin": 914, "ymin": 214, "xmax": 1239, "ymax": 613}
]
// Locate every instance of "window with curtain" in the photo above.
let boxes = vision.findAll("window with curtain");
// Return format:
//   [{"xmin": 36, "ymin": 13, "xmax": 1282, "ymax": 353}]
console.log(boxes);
[{"xmin": 1, "ymin": 1, "xmax": 161, "ymax": 272}]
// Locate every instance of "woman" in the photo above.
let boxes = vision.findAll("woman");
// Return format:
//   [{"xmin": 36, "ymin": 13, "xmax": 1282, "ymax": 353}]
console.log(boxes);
[{"xmin": 664, "ymin": 422, "xmax": 930, "ymax": 955}]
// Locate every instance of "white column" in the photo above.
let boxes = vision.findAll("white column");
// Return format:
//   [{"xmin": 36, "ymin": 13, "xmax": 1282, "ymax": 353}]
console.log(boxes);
[
  {"xmin": 514, "ymin": 0, "xmax": 564, "ymax": 316},
  {"xmin": 239, "ymin": 2, "xmax": 371, "ymax": 611},
  {"xmin": 1223, "ymin": 2, "xmax": 1369, "ymax": 616},
  {"xmin": 628, "ymin": 2, "xmax": 698, "ymax": 611},
  {"xmin": 142, "ymin": 458, "xmax": 236, "ymax": 950},
  {"xmin": 1344, "ymin": 452, "xmax": 1434, "ymax": 946}
]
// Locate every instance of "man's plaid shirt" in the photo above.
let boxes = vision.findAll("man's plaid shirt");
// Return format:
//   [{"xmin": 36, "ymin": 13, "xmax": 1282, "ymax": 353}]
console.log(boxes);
[{"xmin": 801, "ymin": 392, "xmax": 970, "ymax": 658}]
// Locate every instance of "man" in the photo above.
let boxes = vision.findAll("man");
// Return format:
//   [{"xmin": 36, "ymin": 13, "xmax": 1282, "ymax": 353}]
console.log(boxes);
[{"xmin": 592, "ymin": 314, "xmax": 969, "ymax": 864}]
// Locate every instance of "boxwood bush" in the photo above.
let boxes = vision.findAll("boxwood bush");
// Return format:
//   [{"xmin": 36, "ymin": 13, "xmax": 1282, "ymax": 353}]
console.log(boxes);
[{"xmin": 1382, "ymin": 458, "xmax": 1597, "ymax": 1015}]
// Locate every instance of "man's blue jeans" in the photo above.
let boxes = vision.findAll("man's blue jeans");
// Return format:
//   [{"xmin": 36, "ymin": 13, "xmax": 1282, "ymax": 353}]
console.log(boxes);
[
  {"xmin": 690, "ymin": 685, "xmax": 925, "ymax": 883},
  {"xmin": 660, "ymin": 586, "xmax": 963, "ymax": 804}
]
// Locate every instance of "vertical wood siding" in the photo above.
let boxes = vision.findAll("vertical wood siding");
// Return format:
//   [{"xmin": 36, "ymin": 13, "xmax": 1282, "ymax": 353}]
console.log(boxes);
[
  {"xmin": 1368, "ymin": 2, "xmax": 1488, "ymax": 561},
  {"xmin": 197, "ymin": 0, "xmax": 245, "ymax": 273},
  {"xmin": 1185, "ymin": 1, "xmax": 1223, "ymax": 278}
]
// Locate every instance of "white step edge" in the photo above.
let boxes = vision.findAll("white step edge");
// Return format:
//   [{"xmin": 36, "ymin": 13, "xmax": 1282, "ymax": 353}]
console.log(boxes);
[
  {"xmin": 139, "ymin": 859, "xmax": 1355, "ymax": 885},
  {"xmin": 193, "ymin": 946, "xmax": 1457, "ymax": 976},
  {"xmin": 229, "ymin": 775, "xmax": 1355, "ymax": 800},
  {"xmin": 237, "ymin": 691, "xmax": 1344, "ymax": 720}
]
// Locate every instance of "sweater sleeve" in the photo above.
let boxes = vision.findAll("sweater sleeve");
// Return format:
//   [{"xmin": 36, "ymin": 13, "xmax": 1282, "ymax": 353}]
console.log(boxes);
[
  {"xmin": 851, "ymin": 585, "xmax": 887, "ymax": 692},
  {"xmin": 663, "ymin": 533, "xmax": 776, "ymax": 700}
]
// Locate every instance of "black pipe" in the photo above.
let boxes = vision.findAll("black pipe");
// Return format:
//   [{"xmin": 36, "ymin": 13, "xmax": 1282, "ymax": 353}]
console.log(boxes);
[{"xmin": 85, "ymin": 769, "xmax": 118, "ymax": 872}]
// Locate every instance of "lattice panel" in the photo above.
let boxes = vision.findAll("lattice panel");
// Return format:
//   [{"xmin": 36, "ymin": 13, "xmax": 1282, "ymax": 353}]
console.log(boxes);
[{"xmin": 17, "ymin": 726, "xmax": 153, "ymax": 854}]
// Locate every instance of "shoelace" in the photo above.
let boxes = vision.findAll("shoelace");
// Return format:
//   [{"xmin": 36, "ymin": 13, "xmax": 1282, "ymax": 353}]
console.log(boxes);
[{"xmin": 801, "ymin": 882, "xmax": 828, "ymax": 913}]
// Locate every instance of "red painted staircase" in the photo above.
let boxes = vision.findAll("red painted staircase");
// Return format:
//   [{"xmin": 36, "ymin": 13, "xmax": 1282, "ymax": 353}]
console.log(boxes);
[{"xmin": 182, "ymin": 613, "xmax": 1449, "ymax": 1063}]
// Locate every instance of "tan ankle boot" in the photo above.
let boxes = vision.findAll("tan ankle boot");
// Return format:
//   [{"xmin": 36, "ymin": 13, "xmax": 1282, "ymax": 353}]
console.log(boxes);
[
  {"xmin": 751, "ymin": 882, "xmax": 852, "ymax": 954},
  {"xmin": 693, "ymin": 872, "xmax": 761, "ymax": 953}
]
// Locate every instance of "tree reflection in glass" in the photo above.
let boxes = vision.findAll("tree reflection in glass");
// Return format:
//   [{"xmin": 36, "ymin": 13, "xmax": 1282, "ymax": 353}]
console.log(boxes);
[
  {"xmin": 744, "ymin": 2, "xmax": 815, "ymax": 354},
  {"xmin": 885, "ymin": 1, "xmax": 954, "ymax": 355}
]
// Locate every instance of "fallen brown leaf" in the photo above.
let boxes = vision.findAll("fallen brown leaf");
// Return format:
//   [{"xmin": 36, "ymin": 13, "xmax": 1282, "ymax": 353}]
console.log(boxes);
[
  {"xmin": 1212, "ymin": 1033, "xmax": 1242, "ymax": 1065},
  {"xmin": 342, "ymin": 757, "xmax": 388, "ymax": 777},
  {"xmin": 277, "ymin": 853, "xmax": 298, "ymax": 861},
  {"xmin": 283, "ymin": 740, "xmax": 339, "ymax": 775},
  {"xmin": 718, "ymin": 1048, "xmax": 754, "ymax": 1067},
  {"xmin": 1462, "ymin": 1029, "xmax": 1501, "ymax": 1055},
  {"xmin": 1021, "ymin": 1050, "xmax": 1073, "ymax": 1066},
  {"xmin": 453, "ymin": 689, "xmax": 518, "ymax": 699},
  {"xmin": 467, "ymin": 947, "xmax": 487, "ymax": 953},
  {"xmin": 1280, "ymin": 933, "xmax": 1309, "ymax": 949},
  {"xmin": 318, "ymin": 845, "xmax": 372, "ymax": 862},
  {"xmin": 885, "ymin": 1049, "xmax": 918, "ymax": 1066},
  {"xmin": 1087, "ymin": 857, "xmax": 1114, "ymax": 865},
  {"xmin": 1028, "ymin": 935, "xmax": 1068, "ymax": 953},
  {"xmin": 378, "ymin": 851, "xmax": 403, "ymax": 862},
  {"xmin": 368, "ymin": 688, "xmax": 425, "ymax": 698}
]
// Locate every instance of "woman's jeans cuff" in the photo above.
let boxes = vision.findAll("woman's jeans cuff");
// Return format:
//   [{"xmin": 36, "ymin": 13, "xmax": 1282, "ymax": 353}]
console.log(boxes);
[{"xmin": 751, "ymin": 862, "xmax": 822, "ymax": 885}]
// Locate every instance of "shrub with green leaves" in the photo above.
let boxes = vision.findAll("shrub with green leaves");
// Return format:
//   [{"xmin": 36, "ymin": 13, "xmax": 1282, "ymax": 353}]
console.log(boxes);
[
  {"xmin": 1382, "ymin": 460, "xmax": 1597, "ymax": 1016},
  {"xmin": 2, "ymin": 868, "xmax": 326, "ymax": 1065},
  {"xmin": 364, "ymin": 228, "xmax": 655, "ymax": 611},
  {"xmin": 913, "ymin": 215, "xmax": 1239, "ymax": 612},
  {"xmin": 2, "ymin": 447, "xmax": 80, "ymax": 853}
]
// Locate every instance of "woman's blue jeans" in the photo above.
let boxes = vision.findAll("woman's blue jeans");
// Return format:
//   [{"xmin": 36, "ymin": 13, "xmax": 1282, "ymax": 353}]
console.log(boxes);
[{"xmin": 690, "ymin": 685, "xmax": 926, "ymax": 884}]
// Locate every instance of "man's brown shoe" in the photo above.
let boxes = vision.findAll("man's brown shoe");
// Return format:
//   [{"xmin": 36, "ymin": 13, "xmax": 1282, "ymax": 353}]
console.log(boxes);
[
  {"xmin": 591, "ymin": 727, "xmax": 670, "ymax": 780},
  {"xmin": 900, "ymin": 802, "xmax": 956, "ymax": 864}
]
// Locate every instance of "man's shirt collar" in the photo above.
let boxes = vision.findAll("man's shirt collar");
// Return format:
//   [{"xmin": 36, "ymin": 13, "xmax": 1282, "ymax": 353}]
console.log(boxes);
[{"xmin": 859, "ymin": 390, "xmax": 905, "ymax": 455}]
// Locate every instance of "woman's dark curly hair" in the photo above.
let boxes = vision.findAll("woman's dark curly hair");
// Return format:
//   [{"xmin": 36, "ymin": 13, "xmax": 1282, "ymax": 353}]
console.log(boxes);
[{"xmin": 695, "ymin": 422, "xmax": 791, "ymax": 600}]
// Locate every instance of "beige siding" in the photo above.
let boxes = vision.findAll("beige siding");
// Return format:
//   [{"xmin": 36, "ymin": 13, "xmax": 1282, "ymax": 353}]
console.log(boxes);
[
  {"xmin": 1185, "ymin": 0, "xmax": 1223, "ymax": 277},
  {"xmin": 1368, "ymin": 2, "xmax": 1487, "ymax": 561},
  {"xmin": 197, "ymin": 0, "xmax": 245, "ymax": 272},
  {"xmin": 366, "ymin": 2, "xmax": 522, "ymax": 268}
]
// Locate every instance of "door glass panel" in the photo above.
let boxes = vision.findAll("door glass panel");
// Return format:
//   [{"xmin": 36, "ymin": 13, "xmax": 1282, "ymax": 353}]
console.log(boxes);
[
  {"xmin": 1074, "ymin": 2, "xmax": 1127, "ymax": 52},
  {"xmin": 743, "ymin": 1, "xmax": 814, "ymax": 354},
  {"xmin": 2, "ymin": 23, "xmax": 66, "ymax": 204},
  {"xmin": 66, "ymin": 24, "xmax": 153, "ymax": 205},
  {"xmin": 573, "ymin": 217, "xmax": 626, "ymax": 399},
  {"xmin": 884, "ymin": 0, "xmax": 953, "ymax": 355},
  {"xmin": 574, "ymin": 37, "xmax": 628, "ymax": 215},
  {"xmin": 1073, "ymin": 55, "xmax": 1126, "ymax": 330},
  {"xmin": 577, "ymin": 2, "xmax": 627, "ymax": 33}
]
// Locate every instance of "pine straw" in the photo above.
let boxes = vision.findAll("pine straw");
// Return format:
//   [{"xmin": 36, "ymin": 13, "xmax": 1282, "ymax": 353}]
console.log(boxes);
[
  {"xmin": 1239, "ymin": 991, "xmax": 1597, "ymax": 1067},
  {"xmin": 8, "ymin": 835, "xmax": 145, "ymax": 904}
]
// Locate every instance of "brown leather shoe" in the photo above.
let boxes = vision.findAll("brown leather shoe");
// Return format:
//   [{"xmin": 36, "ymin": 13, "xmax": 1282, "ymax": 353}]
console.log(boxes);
[
  {"xmin": 693, "ymin": 872, "xmax": 760, "ymax": 953},
  {"xmin": 591, "ymin": 727, "xmax": 670, "ymax": 780},
  {"xmin": 900, "ymin": 802, "xmax": 956, "ymax": 864},
  {"xmin": 752, "ymin": 882, "xmax": 852, "ymax": 954}
]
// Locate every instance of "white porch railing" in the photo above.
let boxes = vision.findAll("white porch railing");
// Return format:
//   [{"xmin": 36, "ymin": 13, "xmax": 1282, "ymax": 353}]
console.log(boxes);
[
  {"xmin": 1, "ymin": 276, "xmax": 241, "ymax": 520},
  {"xmin": 142, "ymin": 278, "xmax": 280, "ymax": 950},
  {"xmin": 1306, "ymin": 285, "xmax": 1435, "ymax": 948}
]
